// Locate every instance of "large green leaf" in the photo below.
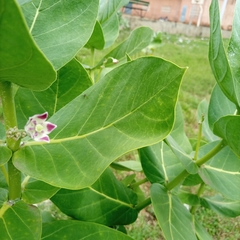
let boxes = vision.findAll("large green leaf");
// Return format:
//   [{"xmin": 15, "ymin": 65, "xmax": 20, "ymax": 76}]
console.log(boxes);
[
  {"xmin": 0, "ymin": 146, "xmax": 12, "ymax": 166},
  {"xmin": 151, "ymin": 183, "xmax": 197, "ymax": 240},
  {"xmin": 0, "ymin": 201, "xmax": 41, "ymax": 240},
  {"xmin": 41, "ymin": 220, "xmax": 134, "ymax": 240},
  {"xmin": 208, "ymin": 0, "xmax": 237, "ymax": 105},
  {"xmin": 201, "ymin": 195, "xmax": 240, "ymax": 218},
  {"xmin": 208, "ymin": 84, "xmax": 236, "ymax": 130},
  {"xmin": 21, "ymin": 0, "xmax": 99, "ymax": 70},
  {"xmin": 227, "ymin": 0, "xmax": 240, "ymax": 103},
  {"xmin": 139, "ymin": 141, "xmax": 184, "ymax": 184},
  {"xmin": 13, "ymin": 57, "xmax": 185, "ymax": 189},
  {"xmin": 51, "ymin": 168, "xmax": 137, "ymax": 226},
  {"xmin": 22, "ymin": 178, "xmax": 59, "ymax": 204},
  {"xmin": 0, "ymin": 0, "xmax": 56, "ymax": 90},
  {"xmin": 199, "ymin": 143, "xmax": 240, "ymax": 200},
  {"xmin": 15, "ymin": 59, "xmax": 92, "ymax": 128},
  {"xmin": 213, "ymin": 115, "xmax": 240, "ymax": 156},
  {"xmin": 97, "ymin": 27, "xmax": 154, "ymax": 68}
]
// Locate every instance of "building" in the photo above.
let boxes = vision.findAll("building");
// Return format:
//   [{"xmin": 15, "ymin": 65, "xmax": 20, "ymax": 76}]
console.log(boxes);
[{"xmin": 123, "ymin": 0, "xmax": 236, "ymax": 30}]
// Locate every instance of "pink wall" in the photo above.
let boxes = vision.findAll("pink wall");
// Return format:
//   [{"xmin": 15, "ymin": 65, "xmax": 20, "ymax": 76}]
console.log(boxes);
[{"xmin": 123, "ymin": 0, "xmax": 235, "ymax": 30}]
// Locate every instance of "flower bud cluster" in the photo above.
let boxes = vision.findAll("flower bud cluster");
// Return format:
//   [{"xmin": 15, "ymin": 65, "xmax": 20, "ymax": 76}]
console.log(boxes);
[{"xmin": 6, "ymin": 126, "xmax": 27, "ymax": 141}]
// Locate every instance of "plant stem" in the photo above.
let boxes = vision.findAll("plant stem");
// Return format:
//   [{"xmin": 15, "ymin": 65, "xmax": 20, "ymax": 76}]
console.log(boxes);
[
  {"xmin": 0, "ymin": 81, "xmax": 21, "ymax": 200},
  {"xmin": 165, "ymin": 169, "xmax": 189, "ymax": 190},
  {"xmin": 135, "ymin": 197, "xmax": 151, "ymax": 212},
  {"xmin": 190, "ymin": 182, "xmax": 205, "ymax": 214},
  {"xmin": 193, "ymin": 115, "xmax": 204, "ymax": 160},
  {"xmin": 8, "ymin": 159, "xmax": 21, "ymax": 200},
  {"xmin": 165, "ymin": 140, "xmax": 226, "ymax": 191},
  {"xmin": 130, "ymin": 177, "xmax": 148, "ymax": 189},
  {"xmin": 90, "ymin": 48, "xmax": 95, "ymax": 84},
  {"xmin": 195, "ymin": 140, "xmax": 226, "ymax": 166}
]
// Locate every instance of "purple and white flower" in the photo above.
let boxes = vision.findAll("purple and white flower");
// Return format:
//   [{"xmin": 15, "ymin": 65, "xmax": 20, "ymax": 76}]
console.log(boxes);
[{"xmin": 24, "ymin": 112, "xmax": 57, "ymax": 143}]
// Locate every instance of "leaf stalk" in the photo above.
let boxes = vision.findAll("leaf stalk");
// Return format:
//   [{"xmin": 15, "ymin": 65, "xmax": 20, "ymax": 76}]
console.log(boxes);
[
  {"xmin": 135, "ymin": 197, "xmax": 151, "ymax": 212},
  {"xmin": 165, "ymin": 140, "xmax": 226, "ymax": 191}
]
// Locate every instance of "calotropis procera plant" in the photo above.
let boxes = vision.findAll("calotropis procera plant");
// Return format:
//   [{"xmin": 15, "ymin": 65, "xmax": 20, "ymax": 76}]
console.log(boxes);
[{"xmin": 0, "ymin": 0, "xmax": 240, "ymax": 239}]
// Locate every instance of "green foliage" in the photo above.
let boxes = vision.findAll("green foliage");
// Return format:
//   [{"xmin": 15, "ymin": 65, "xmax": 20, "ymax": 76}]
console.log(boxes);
[
  {"xmin": 0, "ymin": 0, "xmax": 240, "ymax": 239},
  {"xmin": 0, "ymin": 0, "xmax": 56, "ymax": 90}
]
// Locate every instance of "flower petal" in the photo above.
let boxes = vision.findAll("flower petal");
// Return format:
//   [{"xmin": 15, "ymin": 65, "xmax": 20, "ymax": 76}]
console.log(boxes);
[
  {"xmin": 34, "ymin": 134, "xmax": 50, "ymax": 143},
  {"xmin": 34, "ymin": 112, "xmax": 48, "ymax": 122},
  {"xmin": 45, "ymin": 122, "xmax": 57, "ymax": 133}
]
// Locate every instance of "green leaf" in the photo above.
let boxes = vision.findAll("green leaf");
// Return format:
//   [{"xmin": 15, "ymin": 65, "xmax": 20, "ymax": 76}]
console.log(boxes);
[
  {"xmin": 166, "ymin": 136, "xmax": 198, "ymax": 174},
  {"xmin": 0, "ymin": 0, "xmax": 56, "ymax": 90},
  {"xmin": 0, "ymin": 171, "xmax": 8, "ymax": 189},
  {"xmin": 84, "ymin": 21, "xmax": 105, "ymax": 50},
  {"xmin": 21, "ymin": 0, "xmax": 99, "ymax": 70},
  {"xmin": 213, "ymin": 115, "xmax": 240, "ymax": 156},
  {"xmin": 121, "ymin": 174, "xmax": 136, "ymax": 186},
  {"xmin": 15, "ymin": 59, "xmax": 92, "ymax": 128},
  {"xmin": 22, "ymin": 178, "xmax": 60, "ymax": 204},
  {"xmin": 126, "ymin": 53, "xmax": 132, "ymax": 62},
  {"xmin": 182, "ymin": 174, "xmax": 203, "ymax": 186},
  {"xmin": 201, "ymin": 195, "xmax": 240, "ymax": 218},
  {"xmin": 92, "ymin": 0, "xmax": 129, "ymax": 49},
  {"xmin": 0, "ymin": 201, "xmax": 41, "ymax": 240},
  {"xmin": 97, "ymin": 27, "xmax": 154, "ymax": 67},
  {"xmin": 17, "ymin": 0, "xmax": 31, "ymax": 5},
  {"xmin": 178, "ymin": 190, "xmax": 200, "ymax": 206},
  {"xmin": 101, "ymin": 13, "xmax": 120, "ymax": 48},
  {"xmin": 227, "ymin": 0, "xmax": 240, "ymax": 103},
  {"xmin": 208, "ymin": 0, "xmax": 237, "ymax": 105},
  {"xmin": 170, "ymin": 103, "xmax": 192, "ymax": 153},
  {"xmin": 139, "ymin": 141, "xmax": 184, "ymax": 184},
  {"xmin": 13, "ymin": 57, "xmax": 185, "ymax": 189},
  {"xmin": 111, "ymin": 161, "xmax": 142, "ymax": 172},
  {"xmin": 197, "ymin": 99, "xmax": 219, "ymax": 142},
  {"xmin": 151, "ymin": 183, "xmax": 197, "ymax": 240},
  {"xmin": 0, "ymin": 146, "xmax": 12, "ymax": 166},
  {"xmin": 42, "ymin": 220, "xmax": 134, "ymax": 239},
  {"xmin": 51, "ymin": 168, "xmax": 138, "ymax": 226},
  {"xmin": 0, "ymin": 188, "xmax": 8, "ymax": 205},
  {"xmin": 98, "ymin": 0, "xmax": 128, "ymax": 23},
  {"xmin": 198, "ymin": 99, "xmax": 219, "ymax": 142},
  {"xmin": 0, "ymin": 122, "xmax": 6, "ymax": 140},
  {"xmin": 208, "ymin": 84, "xmax": 236, "ymax": 130},
  {"xmin": 199, "ymin": 143, "xmax": 240, "ymax": 200}
]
